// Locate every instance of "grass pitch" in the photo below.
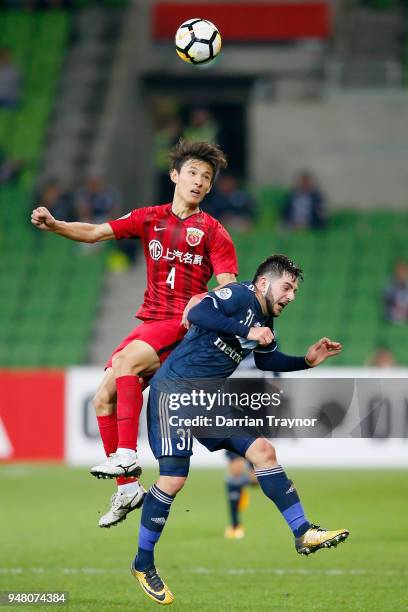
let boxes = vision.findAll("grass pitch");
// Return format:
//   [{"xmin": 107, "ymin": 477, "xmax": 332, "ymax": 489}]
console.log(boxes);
[{"xmin": 0, "ymin": 465, "xmax": 407, "ymax": 611}]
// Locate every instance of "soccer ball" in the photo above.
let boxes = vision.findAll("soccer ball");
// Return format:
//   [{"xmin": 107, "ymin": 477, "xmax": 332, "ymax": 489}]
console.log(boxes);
[{"xmin": 175, "ymin": 18, "xmax": 222, "ymax": 65}]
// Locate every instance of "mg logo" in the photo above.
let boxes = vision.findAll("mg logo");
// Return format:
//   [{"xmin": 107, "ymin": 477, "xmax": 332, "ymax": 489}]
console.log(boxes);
[{"xmin": 149, "ymin": 239, "xmax": 163, "ymax": 261}]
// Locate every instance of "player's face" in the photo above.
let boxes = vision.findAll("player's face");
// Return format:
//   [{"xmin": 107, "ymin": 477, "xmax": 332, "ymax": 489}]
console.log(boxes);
[
  {"xmin": 265, "ymin": 272, "xmax": 298, "ymax": 317},
  {"xmin": 171, "ymin": 159, "xmax": 213, "ymax": 206}
]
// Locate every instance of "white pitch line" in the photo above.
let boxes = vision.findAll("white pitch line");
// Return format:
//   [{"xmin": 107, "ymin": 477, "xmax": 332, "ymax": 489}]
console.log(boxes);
[
  {"xmin": 0, "ymin": 568, "xmax": 407, "ymax": 577},
  {"xmin": 192, "ymin": 568, "xmax": 408, "ymax": 577}
]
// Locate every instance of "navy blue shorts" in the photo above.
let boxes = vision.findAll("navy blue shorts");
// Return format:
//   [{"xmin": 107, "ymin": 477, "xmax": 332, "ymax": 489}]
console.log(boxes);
[
  {"xmin": 147, "ymin": 384, "xmax": 256, "ymax": 460},
  {"xmin": 225, "ymin": 450, "xmax": 241, "ymax": 461}
]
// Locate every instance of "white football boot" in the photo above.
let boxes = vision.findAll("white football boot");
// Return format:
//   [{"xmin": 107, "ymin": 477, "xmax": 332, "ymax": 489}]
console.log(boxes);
[
  {"xmin": 99, "ymin": 484, "xmax": 146, "ymax": 528},
  {"xmin": 90, "ymin": 450, "xmax": 142, "ymax": 479}
]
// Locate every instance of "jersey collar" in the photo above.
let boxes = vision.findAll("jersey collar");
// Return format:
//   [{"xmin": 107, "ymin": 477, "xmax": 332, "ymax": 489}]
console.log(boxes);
[{"xmin": 168, "ymin": 203, "xmax": 202, "ymax": 222}]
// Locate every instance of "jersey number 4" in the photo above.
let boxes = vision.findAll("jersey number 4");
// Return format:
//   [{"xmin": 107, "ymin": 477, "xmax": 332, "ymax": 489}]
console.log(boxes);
[{"xmin": 166, "ymin": 267, "xmax": 176, "ymax": 290}]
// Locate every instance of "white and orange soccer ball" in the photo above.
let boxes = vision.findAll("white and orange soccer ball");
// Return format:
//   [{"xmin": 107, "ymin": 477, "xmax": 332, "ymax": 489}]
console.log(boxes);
[{"xmin": 175, "ymin": 18, "xmax": 222, "ymax": 65}]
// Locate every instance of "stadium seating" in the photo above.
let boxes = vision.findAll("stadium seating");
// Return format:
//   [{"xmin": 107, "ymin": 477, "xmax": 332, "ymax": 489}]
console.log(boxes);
[
  {"xmin": 0, "ymin": 12, "xmax": 70, "ymax": 179},
  {"xmin": 0, "ymin": 11, "xmax": 107, "ymax": 367},
  {"xmin": 1, "ymin": 10, "xmax": 406, "ymax": 368},
  {"xmin": 232, "ymin": 208, "xmax": 408, "ymax": 366}
]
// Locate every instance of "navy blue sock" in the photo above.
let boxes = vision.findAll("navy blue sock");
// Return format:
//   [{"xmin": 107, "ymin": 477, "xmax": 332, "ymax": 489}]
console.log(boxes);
[
  {"xmin": 226, "ymin": 475, "xmax": 248, "ymax": 528},
  {"xmin": 134, "ymin": 484, "xmax": 174, "ymax": 571},
  {"xmin": 255, "ymin": 465, "xmax": 310, "ymax": 538}
]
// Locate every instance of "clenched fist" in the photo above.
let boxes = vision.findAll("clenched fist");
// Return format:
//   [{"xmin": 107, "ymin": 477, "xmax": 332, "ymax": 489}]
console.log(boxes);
[
  {"xmin": 247, "ymin": 326, "xmax": 274, "ymax": 346},
  {"xmin": 31, "ymin": 206, "xmax": 56, "ymax": 231}
]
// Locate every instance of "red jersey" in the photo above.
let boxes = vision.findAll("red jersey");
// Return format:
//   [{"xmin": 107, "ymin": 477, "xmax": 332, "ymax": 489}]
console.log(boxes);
[{"xmin": 109, "ymin": 204, "xmax": 238, "ymax": 320}]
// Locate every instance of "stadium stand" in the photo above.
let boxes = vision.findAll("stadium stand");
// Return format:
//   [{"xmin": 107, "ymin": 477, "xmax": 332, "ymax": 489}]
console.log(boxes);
[
  {"xmin": 232, "ymin": 204, "xmax": 408, "ymax": 366},
  {"xmin": 0, "ymin": 11, "xmax": 107, "ymax": 367},
  {"xmin": 1, "ymin": 7, "xmax": 407, "ymax": 368}
]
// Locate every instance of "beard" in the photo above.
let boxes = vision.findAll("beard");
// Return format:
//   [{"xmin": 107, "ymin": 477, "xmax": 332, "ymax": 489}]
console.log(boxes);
[{"xmin": 265, "ymin": 295, "xmax": 276, "ymax": 316}]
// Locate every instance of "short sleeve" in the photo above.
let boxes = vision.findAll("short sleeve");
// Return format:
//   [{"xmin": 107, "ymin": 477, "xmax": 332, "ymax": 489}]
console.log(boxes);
[
  {"xmin": 208, "ymin": 221, "xmax": 238, "ymax": 276},
  {"xmin": 108, "ymin": 208, "xmax": 145, "ymax": 240}
]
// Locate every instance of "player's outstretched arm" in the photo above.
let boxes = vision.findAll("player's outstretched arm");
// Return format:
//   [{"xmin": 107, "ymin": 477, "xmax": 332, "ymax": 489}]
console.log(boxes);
[
  {"xmin": 31, "ymin": 206, "xmax": 115, "ymax": 243},
  {"xmin": 254, "ymin": 350, "xmax": 310, "ymax": 372},
  {"xmin": 305, "ymin": 337, "xmax": 342, "ymax": 367},
  {"xmin": 255, "ymin": 338, "xmax": 342, "ymax": 372}
]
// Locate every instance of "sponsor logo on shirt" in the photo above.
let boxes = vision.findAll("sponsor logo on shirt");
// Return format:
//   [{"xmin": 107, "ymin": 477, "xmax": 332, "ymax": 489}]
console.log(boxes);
[
  {"xmin": 148, "ymin": 240, "xmax": 203, "ymax": 266},
  {"xmin": 149, "ymin": 239, "xmax": 163, "ymax": 261},
  {"xmin": 186, "ymin": 227, "xmax": 204, "ymax": 247},
  {"xmin": 215, "ymin": 288, "xmax": 232, "ymax": 300},
  {"xmin": 214, "ymin": 337, "xmax": 243, "ymax": 365}
]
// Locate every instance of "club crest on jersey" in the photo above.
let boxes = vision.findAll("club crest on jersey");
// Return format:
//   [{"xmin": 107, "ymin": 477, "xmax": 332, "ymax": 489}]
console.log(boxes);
[
  {"xmin": 186, "ymin": 227, "xmax": 204, "ymax": 247},
  {"xmin": 215, "ymin": 288, "xmax": 232, "ymax": 300}
]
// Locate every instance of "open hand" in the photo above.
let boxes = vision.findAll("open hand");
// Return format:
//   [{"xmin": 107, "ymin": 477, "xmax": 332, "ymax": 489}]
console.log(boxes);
[{"xmin": 305, "ymin": 337, "xmax": 342, "ymax": 367}]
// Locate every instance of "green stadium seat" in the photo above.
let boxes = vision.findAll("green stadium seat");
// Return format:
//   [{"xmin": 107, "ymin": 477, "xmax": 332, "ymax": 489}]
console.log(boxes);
[
  {"xmin": 231, "ymin": 206, "xmax": 408, "ymax": 365},
  {"xmin": 8, "ymin": 342, "xmax": 44, "ymax": 367},
  {"xmin": 0, "ymin": 10, "xmax": 110, "ymax": 367},
  {"xmin": 47, "ymin": 343, "xmax": 87, "ymax": 366}
]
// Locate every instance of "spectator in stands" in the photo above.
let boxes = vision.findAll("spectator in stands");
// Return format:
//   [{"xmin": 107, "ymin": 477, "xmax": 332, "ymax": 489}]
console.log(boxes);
[
  {"xmin": 154, "ymin": 117, "xmax": 182, "ymax": 203},
  {"xmin": 0, "ymin": 148, "xmax": 23, "ymax": 185},
  {"xmin": 282, "ymin": 171, "xmax": 327, "ymax": 230},
  {"xmin": 183, "ymin": 107, "xmax": 219, "ymax": 145},
  {"xmin": 38, "ymin": 179, "xmax": 73, "ymax": 221},
  {"xmin": 367, "ymin": 346, "xmax": 397, "ymax": 368},
  {"xmin": 208, "ymin": 173, "xmax": 256, "ymax": 232},
  {"xmin": 75, "ymin": 176, "xmax": 120, "ymax": 224},
  {"xmin": 0, "ymin": 47, "xmax": 22, "ymax": 109},
  {"xmin": 383, "ymin": 259, "xmax": 408, "ymax": 323}
]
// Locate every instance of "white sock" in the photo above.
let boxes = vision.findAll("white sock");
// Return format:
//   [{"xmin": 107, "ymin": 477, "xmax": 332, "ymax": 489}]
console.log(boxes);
[
  {"xmin": 116, "ymin": 447, "xmax": 137, "ymax": 458},
  {"xmin": 118, "ymin": 481, "xmax": 140, "ymax": 495}
]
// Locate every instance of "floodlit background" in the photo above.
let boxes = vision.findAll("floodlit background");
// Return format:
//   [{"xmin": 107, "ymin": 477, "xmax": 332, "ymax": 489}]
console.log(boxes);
[{"xmin": 0, "ymin": 2, "xmax": 407, "ymax": 610}]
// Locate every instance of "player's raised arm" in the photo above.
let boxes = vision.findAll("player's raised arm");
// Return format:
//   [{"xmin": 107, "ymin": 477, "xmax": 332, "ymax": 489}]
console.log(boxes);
[{"xmin": 31, "ymin": 206, "xmax": 115, "ymax": 243}]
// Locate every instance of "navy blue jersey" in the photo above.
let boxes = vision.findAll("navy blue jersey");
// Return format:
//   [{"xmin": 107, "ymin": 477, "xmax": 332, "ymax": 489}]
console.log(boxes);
[{"xmin": 153, "ymin": 282, "xmax": 277, "ymax": 383}]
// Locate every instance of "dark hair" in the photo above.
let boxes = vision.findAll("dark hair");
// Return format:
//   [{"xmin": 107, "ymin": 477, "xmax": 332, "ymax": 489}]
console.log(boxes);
[
  {"xmin": 253, "ymin": 254, "xmax": 303, "ymax": 283},
  {"xmin": 169, "ymin": 139, "xmax": 227, "ymax": 183}
]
